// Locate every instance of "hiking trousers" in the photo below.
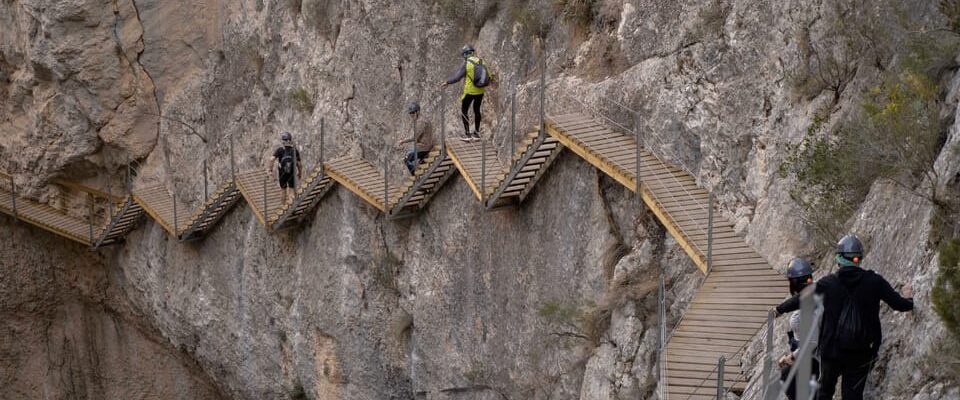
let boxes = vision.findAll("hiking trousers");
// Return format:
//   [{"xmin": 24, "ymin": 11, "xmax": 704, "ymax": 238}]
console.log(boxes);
[
  {"xmin": 405, "ymin": 150, "xmax": 431, "ymax": 175},
  {"xmin": 817, "ymin": 354, "xmax": 874, "ymax": 400},
  {"xmin": 461, "ymin": 94, "xmax": 483, "ymax": 134}
]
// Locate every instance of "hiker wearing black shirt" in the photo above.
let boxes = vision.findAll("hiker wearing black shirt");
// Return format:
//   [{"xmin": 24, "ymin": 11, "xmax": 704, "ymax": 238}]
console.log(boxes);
[
  {"xmin": 776, "ymin": 234, "xmax": 913, "ymax": 400},
  {"xmin": 272, "ymin": 132, "xmax": 302, "ymax": 204}
]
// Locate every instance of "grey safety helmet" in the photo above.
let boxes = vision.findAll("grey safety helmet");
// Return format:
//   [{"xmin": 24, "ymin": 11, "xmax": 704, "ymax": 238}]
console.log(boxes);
[
  {"xmin": 281, "ymin": 132, "xmax": 293, "ymax": 142},
  {"xmin": 461, "ymin": 44, "xmax": 475, "ymax": 57},
  {"xmin": 786, "ymin": 258, "xmax": 813, "ymax": 278},
  {"xmin": 786, "ymin": 257, "xmax": 814, "ymax": 295},
  {"xmin": 836, "ymin": 234, "xmax": 864, "ymax": 267},
  {"xmin": 406, "ymin": 102, "xmax": 420, "ymax": 115}
]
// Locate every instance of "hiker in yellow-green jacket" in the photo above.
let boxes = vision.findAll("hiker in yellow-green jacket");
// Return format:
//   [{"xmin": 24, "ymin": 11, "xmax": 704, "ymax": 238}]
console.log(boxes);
[{"xmin": 441, "ymin": 44, "xmax": 492, "ymax": 142}]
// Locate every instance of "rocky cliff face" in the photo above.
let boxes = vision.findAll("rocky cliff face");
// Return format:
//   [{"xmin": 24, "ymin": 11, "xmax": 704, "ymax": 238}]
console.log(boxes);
[{"xmin": 1, "ymin": 0, "xmax": 959, "ymax": 399}]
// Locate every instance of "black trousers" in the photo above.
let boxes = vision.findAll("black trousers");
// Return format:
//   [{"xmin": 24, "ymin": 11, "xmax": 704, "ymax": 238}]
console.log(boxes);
[
  {"xmin": 817, "ymin": 354, "xmax": 874, "ymax": 400},
  {"xmin": 461, "ymin": 94, "xmax": 483, "ymax": 134},
  {"xmin": 780, "ymin": 358, "xmax": 820, "ymax": 400}
]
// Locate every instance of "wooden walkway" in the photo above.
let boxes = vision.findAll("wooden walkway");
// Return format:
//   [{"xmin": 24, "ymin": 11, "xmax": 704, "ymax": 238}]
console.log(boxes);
[
  {"xmin": 545, "ymin": 113, "xmax": 786, "ymax": 399},
  {"xmin": 235, "ymin": 170, "xmax": 288, "ymax": 227},
  {"xmin": 324, "ymin": 157, "xmax": 400, "ymax": 213},
  {"xmin": 132, "ymin": 185, "xmax": 197, "ymax": 237},
  {"xmin": 0, "ymin": 176, "xmax": 94, "ymax": 246},
  {"xmin": 445, "ymin": 140, "xmax": 504, "ymax": 200}
]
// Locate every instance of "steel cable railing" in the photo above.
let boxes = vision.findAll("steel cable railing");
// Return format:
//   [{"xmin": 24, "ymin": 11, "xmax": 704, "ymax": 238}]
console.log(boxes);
[{"xmin": 548, "ymin": 91, "xmax": 714, "ymax": 261}]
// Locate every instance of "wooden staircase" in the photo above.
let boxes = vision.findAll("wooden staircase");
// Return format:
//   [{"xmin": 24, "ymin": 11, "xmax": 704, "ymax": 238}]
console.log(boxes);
[
  {"xmin": 270, "ymin": 165, "xmax": 335, "ymax": 230},
  {"xmin": 484, "ymin": 131, "xmax": 564, "ymax": 209},
  {"xmin": 388, "ymin": 146, "xmax": 457, "ymax": 218},
  {"xmin": 92, "ymin": 195, "xmax": 145, "ymax": 248},
  {"xmin": 545, "ymin": 113, "xmax": 786, "ymax": 399},
  {"xmin": 178, "ymin": 180, "xmax": 243, "ymax": 242}
]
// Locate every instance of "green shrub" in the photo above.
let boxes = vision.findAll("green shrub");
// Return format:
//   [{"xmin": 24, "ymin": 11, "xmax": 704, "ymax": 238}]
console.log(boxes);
[
  {"xmin": 941, "ymin": 0, "xmax": 960, "ymax": 34},
  {"xmin": 934, "ymin": 238, "xmax": 960, "ymax": 337},
  {"xmin": 290, "ymin": 88, "xmax": 315, "ymax": 114},
  {"xmin": 780, "ymin": 60, "xmax": 945, "ymax": 247},
  {"xmin": 554, "ymin": 0, "xmax": 597, "ymax": 28}
]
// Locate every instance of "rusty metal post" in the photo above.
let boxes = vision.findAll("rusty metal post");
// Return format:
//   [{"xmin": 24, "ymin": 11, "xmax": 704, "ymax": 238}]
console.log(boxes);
[
  {"xmin": 383, "ymin": 146, "xmax": 390, "ymax": 213},
  {"xmin": 229, "ymin": 134, "xmax": 237, "ymax": 184},
  {"xmin": 413, "ymin": 111, "xmax": 418, "ymax": 172},
  {"xmin": 763, "ymin": 309, "xmax": 776, "ymax": 400},
  {"xmin": 106, "ymin": 181, "xmax": 114, "ymax": 219}
]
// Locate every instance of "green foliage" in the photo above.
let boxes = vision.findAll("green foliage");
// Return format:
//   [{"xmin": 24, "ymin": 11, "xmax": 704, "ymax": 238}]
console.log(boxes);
[
  {"xmin": 554, "ymin": 0, "xmax": 597, "ymax": 28},
  {"xmin": 934, "ymin": 238, "xmax": 960, "ymax": 338},
  {"xmin": 780, "ymin": 52, "xmax": 946, "ymax": 247},
  {"xmin": 941, "ymin": 0, "xmax": 960, "ymax": 34},
  {"xmin": 290, "ymin": 88, "xmax": 315, "ymax": 114},
  {"xmin": 538, "ymin": 300, "xmax": 610, "ymax": 346}
]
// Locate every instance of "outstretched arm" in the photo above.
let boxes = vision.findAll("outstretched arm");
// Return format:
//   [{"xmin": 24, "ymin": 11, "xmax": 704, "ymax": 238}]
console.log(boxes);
[
  {"xmin": 444, "ymin": 63, "xmax": 466, "ymax": 85},
  {"xmin": 776, "ymin": 294, "xmax": 800, "ymax": 316},
  {"xmin": 879, "ymin": 278, "xmax": 914, "ymax": 312}
]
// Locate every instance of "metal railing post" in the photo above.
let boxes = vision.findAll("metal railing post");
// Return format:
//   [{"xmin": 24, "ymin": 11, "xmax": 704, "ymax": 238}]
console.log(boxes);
[
  {"xmin": 9, "ymin": 175, "xmax": 17, "ymax": 222},
  {"xmin": 762, "ymin": 309, "xmax": 775, "ymax": 400},
  {"xmin": 658, "ymin": 274, "xmax": 668, "ymax": 399},
  {"xmin": 413, "ymin": 113, "xmax": 418, "ymax": 172},
  {"xmin": 440, "ymin": 90, "xmax": 447, "ymax": 155},
  {"xmin": 716, "ymin": 356, "xmax": 725, "ymax": 399},
  {"xmin": 106, "ymin": 181, "xmax": 114, "ymax": 218},
  {"xmin": 797, "ymin": 289, "xmax": 815, "ymax": 400},
  {"xmin": 635, "ymin": 112, "xmax": 642, "ymax": 203},
  {"xmin": 172, "ymin": 182, "xmax": 179, "ymax": 235},
  {"xmin": 229, "ymin": 134, "xmax": 237, "ymax": 184},
  {"xmin": 262, "ymin": 172, "xmax": 268, "ymax": 221},
  {"xmin": 126, "ymin": 163, "xmax": 132, "ymax": 194},
  {"xmin": 538, "ymin": 54, "xmax": 546, "ymax": 140},
  {"xmin": 706, "ymin": 192, "xmax": 715, "ymax": 274},
  {"xmin": 481, "ymin": 138, "xmax": 486, "ymax": 203},
  {"xmin": 87, "ymin": 193, "xmax": 94, "ymax": 243},
  {"xmin": 511, "ymin": 88, "xmax": 516, "ymax": 157},
  {"xmin": 320, "ymin": 118, "xmax": 325, "ymax": 178},
  {"xmin": 203, "ymin": 158, "xmax": 209, "ymax": 202},
  {"xmin": 383, "ymin": 150, "xmax": 389, "ymax": 213}
]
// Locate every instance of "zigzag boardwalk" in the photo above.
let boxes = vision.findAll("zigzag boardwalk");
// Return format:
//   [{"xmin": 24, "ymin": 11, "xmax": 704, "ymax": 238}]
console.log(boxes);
[
  {"xmin": 546, "ymin": 113, "xmax": 786, "ymax": 398},
  {"xmin": 0, "ymin": 174, "xmax": 93, "ymax": 246}
]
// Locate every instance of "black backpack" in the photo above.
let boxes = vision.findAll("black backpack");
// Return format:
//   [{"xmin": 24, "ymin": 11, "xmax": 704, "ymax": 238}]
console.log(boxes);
[
  {"xmin": 280, "ymin": 146, "xmax": 296, "ymax": 175},
  {"xmin": 834, "ymin": 281, "xmax": 869, "ymax": 351},
  {"xmin": 468, "ymin": 58, "xmax": 491, "ymax": 88}
]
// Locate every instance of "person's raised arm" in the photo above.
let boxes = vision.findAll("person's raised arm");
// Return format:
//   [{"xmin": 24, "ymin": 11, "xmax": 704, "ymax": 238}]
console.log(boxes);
[
  {"xmin": 443, "ymin": 63, "xmax": 466, "ymax": 86},
  {"xmin": 879, "ymin": 276, "xmax": 914, "ymax": 312},
  {"xmin": 776, "ymin": 293, "xmax": 800, "ymax": 316}
]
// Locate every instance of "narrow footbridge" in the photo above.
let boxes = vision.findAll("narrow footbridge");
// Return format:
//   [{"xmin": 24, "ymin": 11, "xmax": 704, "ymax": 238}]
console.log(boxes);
[{"xmin": 2, "ymin": 111, "xmax": 785, "ymax": 398}]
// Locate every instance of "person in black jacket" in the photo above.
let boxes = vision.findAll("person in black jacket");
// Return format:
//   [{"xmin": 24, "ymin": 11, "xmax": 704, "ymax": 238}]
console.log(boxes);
[{"xmin": 776, "ymin": 234, "xmax": 913, "ymax": 400}]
